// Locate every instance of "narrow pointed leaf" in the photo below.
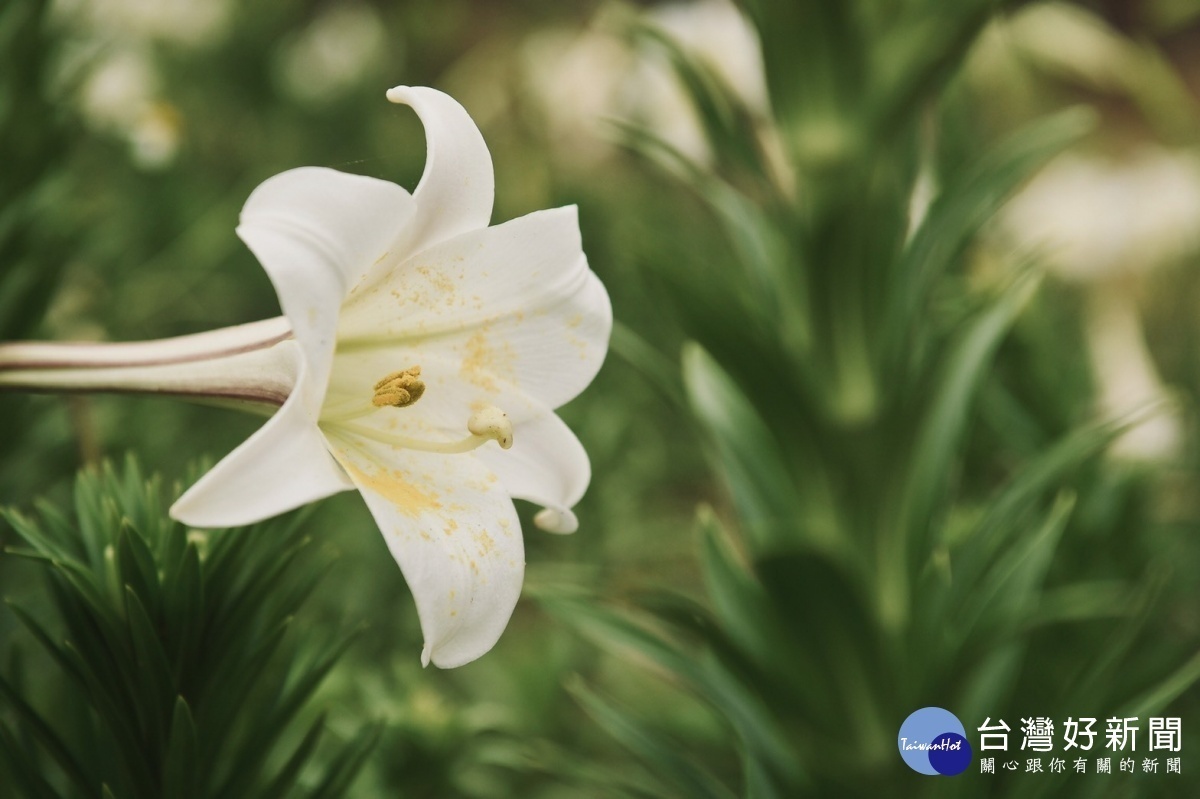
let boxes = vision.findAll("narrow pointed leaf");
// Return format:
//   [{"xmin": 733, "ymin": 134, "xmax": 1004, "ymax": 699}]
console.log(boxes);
[{"xmin": 161, "ymin": 697, "xmax": 199, "ymax": 799}]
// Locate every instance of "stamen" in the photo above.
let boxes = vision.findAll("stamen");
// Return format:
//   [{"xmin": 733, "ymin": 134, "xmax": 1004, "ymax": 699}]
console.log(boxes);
[
  {"xmin": 372, "ymin": 366, "xmax": 425, "ymax": 408},
  {"xmin": 328, "ymin": 405, "xmax": 515, "ymax": 455}
]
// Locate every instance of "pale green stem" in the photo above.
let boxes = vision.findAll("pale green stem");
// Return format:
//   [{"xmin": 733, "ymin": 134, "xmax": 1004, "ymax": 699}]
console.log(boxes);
[
  {"xmin": 0, "ymin": 317, "xmax": 298, "ymax": 410},
  {"xmin": 1084, "ymin": 280, "xmax": 1179, "ymax": 461}
]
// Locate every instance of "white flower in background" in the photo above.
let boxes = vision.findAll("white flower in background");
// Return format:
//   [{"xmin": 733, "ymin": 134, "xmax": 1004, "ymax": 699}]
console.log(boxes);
[
  {"xmin": 521, "ymin": 0, "xmax": 767, "ymax": 165},
  {"xmin": 1001, "ymin": 147, "xmax": 1200, "ymax": 460},
  {"xmin": 53, "ymin": 0, "xmax": 234, "ymax": 168},
  {"xmin": 78, "ymin": 49, "xmax": 181, "ymax": 169},
  {"xmin": 277, "ymin": 3, "xmax": 386, "ymax": 105},
  {"xmin": 1003, "ymin": 149, "xmax": 1200, "ymax": 281},
  {"xmin": 0, "ymin": 87, "xmax": 612, "ymax": 667},
  {"xmin": 637, "ymin": 0, "xmax": 769, "ymax": 162},
  {"xmin": 520, "ymin": 26, "xmax": 631, "ymax": 165},
  {"xmin": 55, "ymin": 0, "xmax": 232, "ymax": 48}
]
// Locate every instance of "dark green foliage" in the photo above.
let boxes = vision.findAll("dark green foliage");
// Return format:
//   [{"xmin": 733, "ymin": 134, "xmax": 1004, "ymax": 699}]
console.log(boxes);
[
  {"xmin": 2, "ymin": 1, "xmax": 1199, "ymax": 797},
  {"xmin": 0, "ymin": 0, "xmax": 73, "ymax": 344},
  {"xmin": 554, "ymin": 1, "xmax": 1200, "ymax": 797},
  {"xmin": 0, "ymin": 0, "xmax": 79, "ymax": 496},
  {"xmin": 0, "ymin": 458, "xmax": 377, "ymax": 798}
]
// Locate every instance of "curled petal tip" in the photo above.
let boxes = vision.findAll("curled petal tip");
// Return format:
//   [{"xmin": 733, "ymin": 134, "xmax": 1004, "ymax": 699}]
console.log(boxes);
[
  {"xmin": 166, "ymin": 503, "xmax": 188, "ymax": 526},
  {"xmin": 421, "ymin": 642, "xmax": 432, "ymax": 668},
  {"xmin": 534, "ymin": 507, "xmax": 578, "ymax": 535},
  {"xmin": 386, "ymin": 85, "xmax": 413, "ymax": 104}
]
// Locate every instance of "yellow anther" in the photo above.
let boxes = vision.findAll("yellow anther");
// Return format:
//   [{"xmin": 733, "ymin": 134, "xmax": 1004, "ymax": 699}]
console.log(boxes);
[
  {"xmin": 372, "ymin": 366, "xmax": 425, "ymax": 408},
  {"xmin": 467, "ymin": 406, "xmax": 514, "ymax": 449}
]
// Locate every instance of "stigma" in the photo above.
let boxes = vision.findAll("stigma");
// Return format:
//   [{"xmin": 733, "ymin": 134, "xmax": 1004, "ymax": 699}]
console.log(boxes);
[{"xmin": 467, "ymin": 406, "xmax": 513, "ymax": 449}]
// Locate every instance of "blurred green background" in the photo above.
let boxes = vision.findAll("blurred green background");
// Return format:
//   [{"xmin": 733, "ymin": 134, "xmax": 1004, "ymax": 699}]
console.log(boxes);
[{"xmin": 4, "ymin": 0, "xmax": 1200, "ymax": 796}]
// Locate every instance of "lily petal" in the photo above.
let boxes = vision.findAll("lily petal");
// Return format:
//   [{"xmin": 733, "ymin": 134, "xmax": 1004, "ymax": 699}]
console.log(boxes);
[
  {"xmin": 238, "ymin": 166, "xmax": 416, "ymax": 412},
  {"xmin": 326, "ymin": 432, "xmax": 524, "ymax": 668},
  {"xmin": 171, "ymin": 386, "xmax": 354, "ymax": 527},
  {"xmin": 386, "ymin": 86, "xmax": 495, "ymax": 256},
  {"xmin": 473, "ymin": 410, "xmax": 590, "ymax": 534},
  {"xmin": 338, "ymin": 206, "xmax": 611, "ymax": 411}
]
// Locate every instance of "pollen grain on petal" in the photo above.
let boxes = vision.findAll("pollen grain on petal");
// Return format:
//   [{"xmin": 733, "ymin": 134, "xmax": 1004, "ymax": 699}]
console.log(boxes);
[
  {"xmin": 342, "ymin": 460, "xmax": 442, "ymax": 519},
  {"xmin": 458, "ymin": 328, "xmax": 514, "ymax": 393},
  {"xmin": 474, "ymin": 528, "xmax": 496, "ymax": 557}
]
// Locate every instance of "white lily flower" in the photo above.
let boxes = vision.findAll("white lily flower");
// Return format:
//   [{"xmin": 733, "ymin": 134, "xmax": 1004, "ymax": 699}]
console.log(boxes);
[
  {"xmin": 1000, "ymin": 147, "xmax": 1200, "ymax": 462},
  {"xmin": 0, "ymin": 86, "xmax": 612, "ymax": 667}
]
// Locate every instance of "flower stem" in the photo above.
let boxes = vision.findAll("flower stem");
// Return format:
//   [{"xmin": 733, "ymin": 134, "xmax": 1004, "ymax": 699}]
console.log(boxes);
[{"xmin": 0, "ymin": 317, "xmax": 298, "ymax": 409}]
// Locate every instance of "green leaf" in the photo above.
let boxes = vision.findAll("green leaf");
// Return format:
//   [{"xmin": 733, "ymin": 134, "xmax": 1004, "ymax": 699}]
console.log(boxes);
[
  {"xmin": 955, "ymin": 413, "xmax": 1135, "ymax": 592},
  {"xmin": 0, "ymin": 672, "xmax": 92, "ymax": 796},
  {"xmin": 612, "ymin": 122, "xmax": 806, "ymax": 355},
  {"xmin": 888, "ymin": 107, "xmax": 1094, "ymax": 357},
  {"xmin": 1120, "ymin": 649, "xmax": 1200, "ymax": 720},
  {"xmin": 625, "ymin": 18, "xmax": 768, "ymax": 182},
  {"xmin": 1, "ymin": 458, "xmax": 365, "ymax": 799},
  {"xmin": 259, "ymin": 715, "xmax": 326, "ymax": 799},
  {"xmin": 215, "ymin": 628, "xmax": 362, "ymax": 797},
  {"xmin": 0, "ymin": 719, "xmax": 65, "ymax": 799},
  {"xmin": 117, "ymin": 525, "xmax": 163, "ymax": 617},
  {"xmin": 162, "ymin": 543, "xmax": 205, "ymax": 683},
  {"xmin": 745, "ymin": 0, "xmax": 864, "ymax": 180},
  {"xmin": 696, "ymin": 509, "xmax": 778, "ymax": 667},
  {"xmin": 304, "ymin": 722, "xmax": 383, "ymax": 799},
  {"xmin": 866, "ymin": 0, "xmax": 997, "ymax": 139},
  {"xmin": 123, "ymin": 588, "xmax": 177, "ymax": 746},
  {"xmin": 879, "ymin": 271, "xmax": 1041, "ymax": 630},
  {"xmin": 568, "ymin": 677, "xmax": 737, "ymax": 799},
  {"xmin": 161, "ymin": 697, "xmax": 199, "ymax": 799},
  {"xmin": 5, "ymin": 602, "xmax": 86, "ymax": 686},
  {"xmin": 1026, "ymin": 581, "xmax": 1136, "ymax": 628},
  {"xmin": 683, "ymin": 343, "xmax": 835, "ymax": 555},
  {"xmin": 546, "ymin": 596, "xmax": 804, "ymax": 793},
  {"xmin": 953, "ymin": 492, "xmax": 1076, "ymax": 644},
  {"xmin": 610, "ymin": 322, "xmax": 685, "ymax": 409}
]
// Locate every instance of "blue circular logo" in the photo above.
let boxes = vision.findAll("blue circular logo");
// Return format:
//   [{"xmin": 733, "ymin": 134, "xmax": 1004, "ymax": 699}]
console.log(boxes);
[{"xmin": 898, "ymin": 707, "xmax": 972, "ymax": 776}]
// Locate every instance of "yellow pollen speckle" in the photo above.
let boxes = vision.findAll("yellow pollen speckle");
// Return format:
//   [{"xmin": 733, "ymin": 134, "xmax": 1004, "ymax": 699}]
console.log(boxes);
[
  {"xmin": 342, "ymin": 461, "xmax": 441, "ymax": 519},
  {"xmin": 475, "ymin": 530, "xmax": 496, "ymax": 556},
  {"xmin": 373, "ymin": 365, "xmax": 425, "ymax": 408},
  {"xmin": 416, "ymin": 264, "xmax": 456, "ymax": 295},
  {"xmin": 459, "ymin": 332, "xmax": 499, "ymax": 392}
]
